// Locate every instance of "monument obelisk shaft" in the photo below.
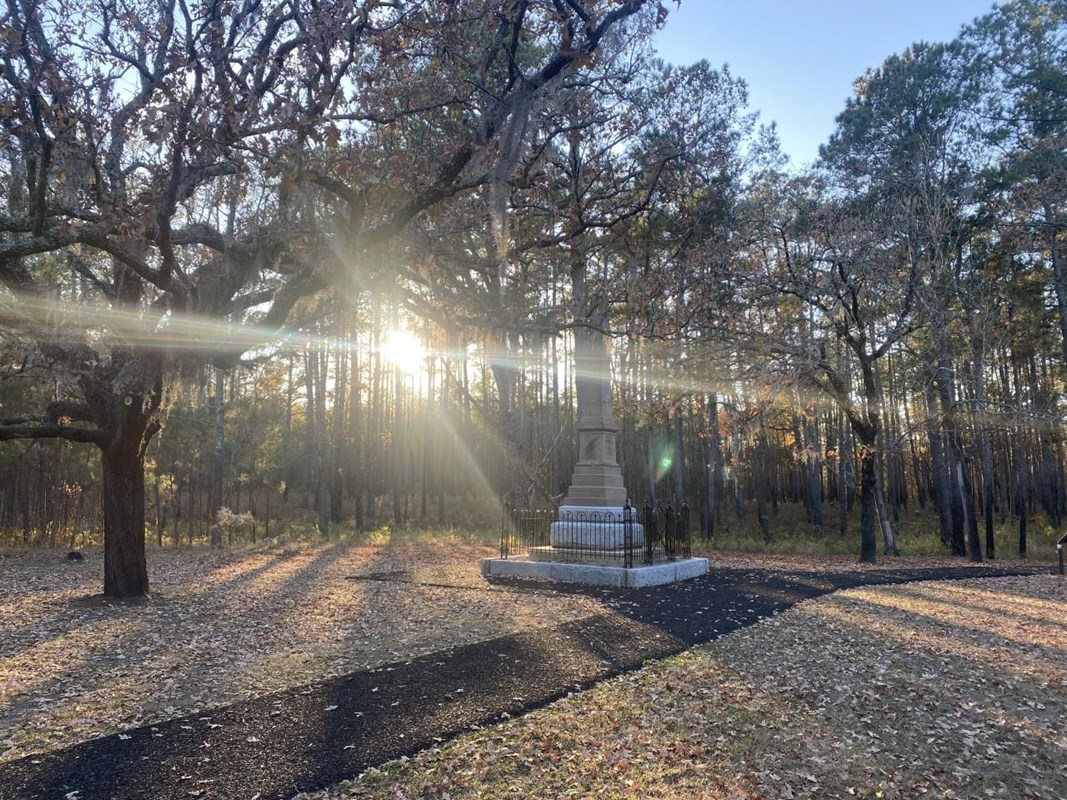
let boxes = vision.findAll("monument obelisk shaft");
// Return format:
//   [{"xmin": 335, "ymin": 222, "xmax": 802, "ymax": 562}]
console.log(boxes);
[{"xmin": 561, "ymin": 326, "xmax": 627, "ymax": 509}]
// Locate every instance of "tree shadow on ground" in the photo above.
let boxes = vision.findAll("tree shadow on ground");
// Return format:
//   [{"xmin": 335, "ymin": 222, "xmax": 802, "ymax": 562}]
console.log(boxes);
[{"xmin": 0, "ymin": 563, "xmax": 1047, "ymax": 800}]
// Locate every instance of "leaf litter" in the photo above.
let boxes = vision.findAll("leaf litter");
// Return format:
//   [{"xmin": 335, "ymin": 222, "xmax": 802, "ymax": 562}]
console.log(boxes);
[
  {"xmin": 2, "ymin": 545, "xmax": 1064, "ymax": 799},
  {"xmin": 296, "ymin": 572, "xmax": 1066, "ymax": 800},
  {"xmin": 0, "ymin": 538, "xmax": 601, "ymax": 764}
]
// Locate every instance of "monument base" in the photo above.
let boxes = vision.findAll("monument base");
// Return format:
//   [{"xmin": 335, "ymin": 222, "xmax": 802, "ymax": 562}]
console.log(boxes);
[
  {"xmin": 480, "ymin": 556, "xmax": 709, "ymax": 588},
  {"xmin": 550, "ymin": 505, "xmax": 643, "ymax": 549}
]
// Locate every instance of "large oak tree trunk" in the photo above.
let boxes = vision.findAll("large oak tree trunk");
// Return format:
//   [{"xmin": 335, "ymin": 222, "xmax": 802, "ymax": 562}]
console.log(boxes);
[
  {"xmin": 101, "ymin": 438, "xmax": 150, "ymax": 598},
  {"xmin": 96, "ymin": 358, "xmax": 161, "ymax": 598},
  {"xmin": 853, "ymin": 353, "xmax": 887, "ymax": 563}
]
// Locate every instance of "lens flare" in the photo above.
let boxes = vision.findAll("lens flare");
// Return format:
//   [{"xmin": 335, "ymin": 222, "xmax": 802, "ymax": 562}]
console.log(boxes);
[{"xmin": 379, "ymin": 328, "xmax": 426, "ymax": 375}]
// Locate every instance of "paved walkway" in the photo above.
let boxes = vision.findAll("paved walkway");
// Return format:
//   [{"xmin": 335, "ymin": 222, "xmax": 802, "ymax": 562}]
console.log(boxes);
[{"xmin": 0, "ymin": 565, "xmax": 1040, "ymax": 800}]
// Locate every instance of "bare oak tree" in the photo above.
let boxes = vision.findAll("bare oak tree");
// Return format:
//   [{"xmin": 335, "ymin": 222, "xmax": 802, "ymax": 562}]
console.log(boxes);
[{"xmin": 0, "ymin": 0, "xmax": 660, "ymax": 596}]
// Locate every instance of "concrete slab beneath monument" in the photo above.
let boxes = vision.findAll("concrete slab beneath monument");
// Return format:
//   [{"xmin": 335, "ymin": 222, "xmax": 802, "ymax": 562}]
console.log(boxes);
[{"xmin": 480, "ymin": 556, "xmax": 710, "ymax": 588}]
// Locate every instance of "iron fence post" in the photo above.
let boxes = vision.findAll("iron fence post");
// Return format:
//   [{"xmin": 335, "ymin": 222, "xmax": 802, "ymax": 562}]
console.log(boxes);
[
  {"xmin": 681, "ymin": 503, "xmax": 691, "ymax": 558},
  {"xmin": 500, "ymin": 498, "xmax": 510, "ymax": 559},
  {"xmin": 644, "ymin": 502, "xmax": 654, "ymax": 564},
  {"xmin": 624, "ymin": 502, "xmax": 633, "ymax": 570},
  {"xmin": 664, "ymin": 504, "xmax": 675, "ymax": 561}
]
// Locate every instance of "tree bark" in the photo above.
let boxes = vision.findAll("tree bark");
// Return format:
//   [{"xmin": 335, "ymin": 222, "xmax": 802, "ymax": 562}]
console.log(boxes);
[
  {"xmin": 330, "ymin": 334, "xmax": 347, "ymax": 524},
  {"xmin": 956, "ymin": 458, "xmax": 983, "ymax": 563},
  {"xmin": 837, "ymin": 412, "xmax": 850, "ymax": 537},
  {"xmin": 802, "ymin": 409, "xmax": 824, "ymax": 526},
  {"xmin": 210, "ymin": 368, "xmax": 225, "ymax": 546},
  {"xmin": 489, "ymin": 332, "xmax": 526, "ymax": 506},
  {"xmin": 858, "ymin": 444, "xmax": 879, "ymax": 563},
  {"xmin": 706, "ymin": 393, "xmax": 720, "ymax": 539},
  {"xmin": 101, "ymin": 435, "xmax": 151, "ymax": 598},
  {"xmin": 925, "ymin": 383, "xmax": 961, "ymax": 552},
  {"xmin": 874, "ymin": 459, "xmax": 898, "ymax": 555},
  {"xmin": 755, "ymin": 418, "xmax": 772, "ymax": 544},
  {"xmin": 974, "ymin": 353, "xmax": 996, "ymax": 559},
  {"xmin": 1016, "ymin": 435, "xmax": 1028, "ymax": 558},
  {"xmin": 672, "ymin": 404, "xmax": 685, "ymax": 504},
  {"xmin": 1045, "ymin": 201, "xmax": 1067, "ymax": 370}
]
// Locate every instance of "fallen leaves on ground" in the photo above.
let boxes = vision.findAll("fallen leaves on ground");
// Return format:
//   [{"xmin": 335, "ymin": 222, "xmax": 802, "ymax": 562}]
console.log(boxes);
[
  {"xmin": 0, "ymin": 539, "xmax": 602, "ymax": 763},
  {"xmin": 3, "ymin": 544, "xmax": 1063, "ymax": 799},
  {"xmin": 302, "ymin": 574, "xmax": 1067, "ymax": 800}
]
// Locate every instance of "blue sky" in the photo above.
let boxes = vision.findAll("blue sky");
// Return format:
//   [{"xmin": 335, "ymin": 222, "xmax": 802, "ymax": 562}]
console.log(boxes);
[{"xmin": 653, "ymin": 1, "xmax": 1000, "ymax": 166}]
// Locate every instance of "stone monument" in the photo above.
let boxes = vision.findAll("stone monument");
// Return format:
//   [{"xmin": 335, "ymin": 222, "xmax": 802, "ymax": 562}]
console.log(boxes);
[
  {"xmin": 549, "ymin": 329, "xmax": 642, "ymax": 551},
  {"xmin": 481, "ymin": 326, "xmax": 708, "ymax": 587}
]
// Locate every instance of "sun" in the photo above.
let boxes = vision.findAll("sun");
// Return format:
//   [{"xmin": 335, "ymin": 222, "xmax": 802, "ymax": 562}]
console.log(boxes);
[{"xmin": 380, "ymin": 328, "xmax": 427, "ymax": 374}]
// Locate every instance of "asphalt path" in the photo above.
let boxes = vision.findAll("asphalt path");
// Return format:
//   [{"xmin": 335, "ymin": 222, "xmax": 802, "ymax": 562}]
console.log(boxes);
[{"xmin": 0, "ymin": 564, "xmax": 1040, "ymax": 800}]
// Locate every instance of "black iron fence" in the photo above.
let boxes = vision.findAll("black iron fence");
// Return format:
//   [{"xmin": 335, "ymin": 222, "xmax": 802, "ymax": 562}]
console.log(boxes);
[{"xmin": 500, "ymin": 501, "xmax": 691, "ymax": 568}]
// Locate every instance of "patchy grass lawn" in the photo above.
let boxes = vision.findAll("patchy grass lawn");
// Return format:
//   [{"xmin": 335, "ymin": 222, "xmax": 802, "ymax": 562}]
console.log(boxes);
[
  {"xmin": 1, "ymin": 540, "xmax": 1064, "ymax": 799},
  {"xmin": 303, "ymin": 573, "xmax": 1067, "ymax": 800}
]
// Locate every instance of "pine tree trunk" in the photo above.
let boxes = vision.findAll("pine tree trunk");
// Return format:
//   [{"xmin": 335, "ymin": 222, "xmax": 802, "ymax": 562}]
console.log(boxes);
[
  {"xmin": 974, "ymin": 354, "xmax": 996, "ymax": 559},
  {"xmin": 874, "ymin": 459, "xmax": 897, "ymax": 556},
  {"xmin": 706, "ymin": 393, "xmax": 720, "ymax": 539},
  {"xmin": 392, "ymin": 356, "xmax": 404, "ymax": 525},
  {"xmin": 283, "ymin": 353, "xmax": 294, "ymax": 501},
  {"xmin": 858, "ymin": 444, "xmax": 878, "ymax": 564},
  {"xmin": 490, "ymin": 334, "xmax": 525, "ymax": 506},
  {"xmin": 316, "ymin": 341, "xmax": 330, "ymax": 535},
  {"xmin": 803, "ymin": 410, "xmax": 824, "ymax": 526},
  {"xmin": 756, "ymin": 421, "xmax": 771, "ymax": 543},
  {"xmin": 1044, "ymin": 201, "xmax": 1067, "ymax": 370},
  {"xmin": 350, "ymin": 336, "xmax": 365, "ymax": 531},
  {"xmin": 155, "ymin": 480, "xmax": 163, "ymax": 548},
  {"xmin": 837, "ymin": 413, "xmax": 849, "ymax": 536},
  {"xmin": 672, "ymin": 405, "xmax": 685, "ymax": 504},
  {"xmin": 330, "ymin": 336, "xmax": 347, "ymax": 524},
  {"xmin": 939, "ymin": 392, "xmax": 969, "ymax": 555},
  {"xmin": 925, "ymin": 383, "xmax": 958, "ymax": 551},
  {"xmin": 210, "ymin": 368, "xmax": 225, "ymax": 547},
  {"xmin": 903, "ymin": 391, "xmax": 927, "ymax": 509},
  {"xmin": 953, "ymin": 458, "xmax": 983, "ymax": 563},
  {"xmin": 1015, "ymin": 411, "xmax": 1028, "ymax": 556},
  {"xmin": 304, "ymin": 347, "xmax": 317, "ymax": 507},
  {"xmin": 646, "ymin": 427, "xmax": 658, "ymax": 507},
  {"xmin": 1030, "ymin": 355, "xmax": 1062, "ymax": 527}
]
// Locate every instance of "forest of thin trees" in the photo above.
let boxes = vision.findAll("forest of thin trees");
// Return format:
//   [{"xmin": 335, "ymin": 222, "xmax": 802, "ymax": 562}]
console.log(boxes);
[{"xmin": 2, "ymin": 1, "xmax": 1066, "ymax": 595}]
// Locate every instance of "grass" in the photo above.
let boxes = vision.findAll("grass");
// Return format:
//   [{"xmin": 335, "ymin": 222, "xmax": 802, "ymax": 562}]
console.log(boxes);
[{"xmin": 703, "ymin": 504, "xmax": 1062, "ymax": 561}]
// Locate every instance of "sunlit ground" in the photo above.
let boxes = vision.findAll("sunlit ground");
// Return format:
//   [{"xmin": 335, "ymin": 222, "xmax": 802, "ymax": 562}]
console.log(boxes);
[
  {"xmin": 2, "ymin": 543, "xmax": 1063, "ymax": 799},
  {"xmin": 0, "ymin": 539, "xmax": 603, "ymax": 763},
  {"xmin": 305, "ymin": 574, "xmax": 1067, "ymax": 800}
]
